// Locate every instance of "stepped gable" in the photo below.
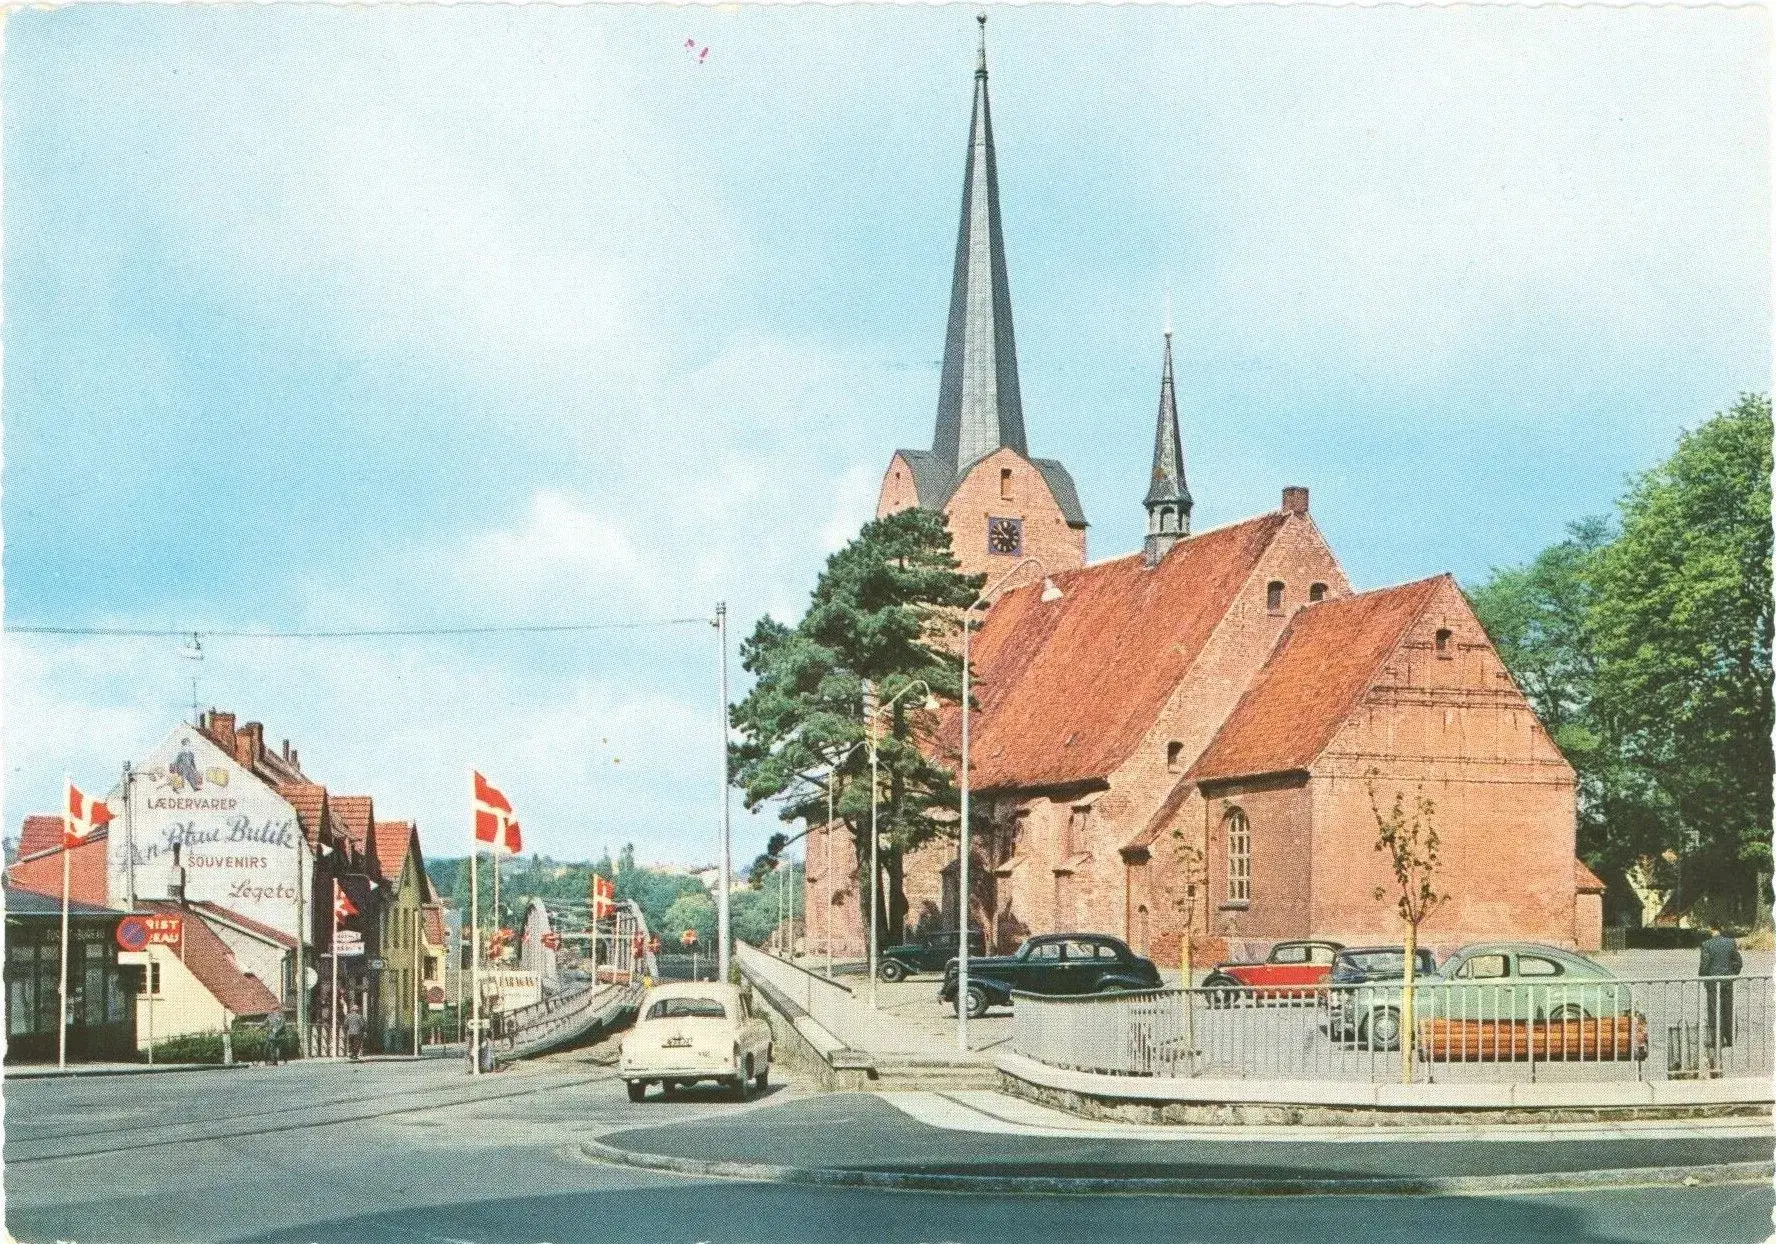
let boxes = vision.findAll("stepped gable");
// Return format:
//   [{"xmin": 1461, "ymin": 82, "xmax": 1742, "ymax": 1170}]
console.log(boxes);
[
  {"xmin": 1190, "ymin": 574, "xmax": 1447, "ymax": 785},
  {"xmin": 140, "ymin": 899, "xmax": 281, "ymax": 1017},
  {"xmin": 18, "ymin": 814, "xmax": 67, "ymax": 858},
  {"xmin": 956, "ymin": 513, "xmax": 1288, "ymax": 792}
]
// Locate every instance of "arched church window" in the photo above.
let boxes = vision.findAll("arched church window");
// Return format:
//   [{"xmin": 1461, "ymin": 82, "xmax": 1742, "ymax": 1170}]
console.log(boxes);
[
  {"xmin": 1225, "ymin": 808, "xmax": 1251, "ymax": 905},
  {"xmin": 1266, "ymin": 581, "xmax": 1285, "ymax": 613},
  {"xmin": 1309, "ymin": 583, "xmax": 1327, "ymax": 603}
]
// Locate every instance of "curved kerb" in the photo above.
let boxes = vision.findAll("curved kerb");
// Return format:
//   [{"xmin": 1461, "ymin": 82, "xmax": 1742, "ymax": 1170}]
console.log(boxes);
[{"xmin": 578, "ymin": 1136, "xmax": 1773, "ymax": 1199}]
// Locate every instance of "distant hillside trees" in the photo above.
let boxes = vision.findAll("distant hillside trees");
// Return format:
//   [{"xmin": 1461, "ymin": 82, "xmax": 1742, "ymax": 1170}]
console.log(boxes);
[{"xmin": 1470, "ymin": 394, "xmax": 1772, "ymax": 923}]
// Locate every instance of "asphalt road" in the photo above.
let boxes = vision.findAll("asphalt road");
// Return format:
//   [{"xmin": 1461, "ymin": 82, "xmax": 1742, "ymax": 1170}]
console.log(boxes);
[{"xmin": 5, "ymin": 1056, "xmax": 1772, "ymax": 1244}]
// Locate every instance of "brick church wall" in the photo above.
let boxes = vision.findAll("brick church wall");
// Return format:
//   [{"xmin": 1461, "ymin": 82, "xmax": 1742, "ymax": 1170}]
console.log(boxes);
[{"xmin": 940, "ymin": 448, "xmax": 1086, "ymax": 581}]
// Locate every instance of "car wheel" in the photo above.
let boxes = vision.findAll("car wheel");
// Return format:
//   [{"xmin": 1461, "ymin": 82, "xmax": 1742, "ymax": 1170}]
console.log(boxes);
[
  {"xmin": 879, "ymin": 960, "xmax": 906, "ymax": 983},
  {"xmin": 754, "ymin": 1062, "xmax": 769, "ymax": 1091},
  {"xmin": 1203, "ymin": 974, "xmax": 1238, "ymax": 1009},
  {"xmin": 625, "ymin": 1080, "xmax": 647, "ymax": 1103},
  {"xmin": 1547, "ymin": 1003, "xmax": 1587, "ymax": 1022},
  {"xmin": 1361, "ymin": 1006, "xmax": 1401, "ymax": 1052},
  {"xmin": 732, "ymin": 1056, "xmax": 753, "ymax": 1101},
  {"xmin": 963, "ymin": 985, "xmax": 990, "ymax": 1019},
  {"xmin": 660, "ymin": 1080, "xmax": 678, "ymax": 1098}
]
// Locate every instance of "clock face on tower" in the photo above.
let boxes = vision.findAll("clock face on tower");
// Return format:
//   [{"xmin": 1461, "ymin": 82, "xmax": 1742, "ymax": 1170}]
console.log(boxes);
[{"xmin": 987, "ymin": 517, "xmax": 1024, "ymax": 556}]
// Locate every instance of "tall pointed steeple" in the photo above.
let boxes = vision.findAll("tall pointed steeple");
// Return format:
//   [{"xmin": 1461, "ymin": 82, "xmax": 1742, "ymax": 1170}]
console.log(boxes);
[
  {"xmin": 932, "ymin": 14, "xmax": 1028, "ymax": 473},
  {"xmin": 1142, "ymin": 311, "xmax": 1193, "ymax": 567}
]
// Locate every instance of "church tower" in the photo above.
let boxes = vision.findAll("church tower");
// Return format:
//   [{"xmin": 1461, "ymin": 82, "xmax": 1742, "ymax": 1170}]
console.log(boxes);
[
  {"xmin": 876, "ymin": 17, "xmax": 1088, "ymax": 581},
  {"xmin": 1142, "ymin": 320, "xmax": 1192, "ymax": 566}
]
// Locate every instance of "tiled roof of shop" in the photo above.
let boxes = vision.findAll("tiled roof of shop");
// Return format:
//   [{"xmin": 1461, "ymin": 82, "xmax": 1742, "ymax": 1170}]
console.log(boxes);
[
  {"xmin": 332, "ymin": 796, "xmax": 374, "ymax": 852},
  {"xmin": 277, "ymin": 783, "xmax": 328, "ymax": 847},
  {"xmin": 19, "ymin": 814, "xmax": 68, "ymax": 858},
  {"xmin": 141, "ymin": 900, "xmax": 281, "ymax": 1018},
  {"xmin": 1190, "ymin": 576, "xmax": 1447, "ymax": 784},
  {"xmin": 191, "ymin": 900, "xmax": 296, "ymax": 949},
  {"xmin": 372, "ymin": 821, "xmax": 413, "ymax": 885},
  {"xmin": 953, "ymin": 513, "xmax": 1288, "ymax": 792}
]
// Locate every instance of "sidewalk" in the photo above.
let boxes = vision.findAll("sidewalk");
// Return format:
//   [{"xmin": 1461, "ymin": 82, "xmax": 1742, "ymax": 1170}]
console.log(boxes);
[{"xmin": 4, "ymin": 1061, "xmax": 250, "ymax": 1079}]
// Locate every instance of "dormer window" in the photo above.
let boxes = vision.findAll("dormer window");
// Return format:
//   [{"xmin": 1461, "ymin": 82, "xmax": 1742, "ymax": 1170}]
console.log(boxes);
[
  {"xmin": 1309, "ymin": 583, "xmax": 1327, "ymax": 603},
  {"xmin": 1266, "ymin": 581, "xmax": 1284, "ymax": 613},
  {"xmin": 1435, "ymin": 628, "xmax": 1453, "ymax": 658}
]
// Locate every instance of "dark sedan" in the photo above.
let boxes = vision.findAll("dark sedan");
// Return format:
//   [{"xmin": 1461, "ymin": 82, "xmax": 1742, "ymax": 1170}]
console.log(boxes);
[
  {"xmin": 1319, "ymin": 945, "xmax": 1441, "ymax": 1048},
  {"xmin": 940, "ymin": 933, "xmax": 1162, "ymax": 1018},
  {"xmin": 878, "ymin": 928, "xmax": 986, "ymax": 981}
]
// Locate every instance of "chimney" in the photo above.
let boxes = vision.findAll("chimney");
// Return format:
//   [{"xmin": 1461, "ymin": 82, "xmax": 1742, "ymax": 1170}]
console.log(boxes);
[
  {"xmin": 241, "ymin": 722, "xmax": 265, "ymax": 765},
  {"xmin": 205, "ymin": 711, "xmax": 237, "ymax": 751},
  {"xmin": 288, "ymin": 748, "xmax": 299, "ymax": 771},
  {"xmin": 282, "ymin": 739, "xmax": 291, "ymax": 760},
  {"xmin": 1281, "ymin": 486, "xmax": 1309, "ymax": 515}
]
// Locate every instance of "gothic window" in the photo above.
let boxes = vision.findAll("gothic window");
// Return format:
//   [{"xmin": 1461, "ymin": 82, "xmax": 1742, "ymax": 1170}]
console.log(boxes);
[
  {"xmin": 987, "ymin": 517, "xmax": 1024, "ymax": 556},
  {"xmin": 1435, "ymin": 628, "xmax": 1453, "ymax": 658},
  {"xmin": 1266, "ymin": 581, "xmax": 1284, "ymax": 613},
  {"xmin": 1167, "ymin": 741, "xmax": 1184, "ymax": 772},
  {"xmin": 1000, "ymin": 468, "xmax": 1013, "ymax": 500},
  {"xmin": 1225, "ymin": 808, "xmax": 1251, "ymax": 905},
  {"xmin": 1309, "ymin": 582, "xmax": 1328, "ymax": 603}
]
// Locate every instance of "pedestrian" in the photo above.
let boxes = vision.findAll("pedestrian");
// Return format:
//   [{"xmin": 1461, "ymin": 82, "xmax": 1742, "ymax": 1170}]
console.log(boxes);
[
  {"xmin": 265, "ymin": 1009, "xmax": 285, "ymax": 1067},
  {"xmin": 1698, "ymin": 925, "xmax": 1743, "ymax": 1076},
  {"xmin": 345, "ymin": 1003, "xmax": 366, "ymax": 1063}
]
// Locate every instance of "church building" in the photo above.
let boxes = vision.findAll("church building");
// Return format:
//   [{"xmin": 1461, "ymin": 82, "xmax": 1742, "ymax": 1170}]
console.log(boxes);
[{"xmin": 805, "ymin": 24, "xmax": 1598, "ymax": 966}]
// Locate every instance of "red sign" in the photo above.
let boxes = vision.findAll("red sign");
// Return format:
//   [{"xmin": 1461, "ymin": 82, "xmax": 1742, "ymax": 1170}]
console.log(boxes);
[
  {"xmin": 680, "ymin": 929, "xmax": 698, "ymax": 947},
  {"xmin": 541, "ymin": 932, "xmax": 562, "ymax": 951},
  {"xmin": 117, "ymin": 913, "xmax": 182, "ymax": 952}
]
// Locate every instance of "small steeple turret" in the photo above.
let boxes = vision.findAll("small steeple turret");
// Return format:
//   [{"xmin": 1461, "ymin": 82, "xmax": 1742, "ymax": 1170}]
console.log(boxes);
[{"xmin": 1143, "ymin": 315, "xmax": 1192, "ymax": 567}]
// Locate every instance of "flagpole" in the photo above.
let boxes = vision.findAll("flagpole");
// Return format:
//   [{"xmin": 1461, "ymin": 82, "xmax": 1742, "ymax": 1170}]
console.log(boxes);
[
  {"xmin": 470, "ymin": 771, "xmax": 481, "ymax": 1077},
  {"xmin": 58, "ymin": 776, "xmax": 72, "ymax": 1070},
  {"xmin": 331, "ymin": 879, "xmax": 340, "ymax": 1060}
]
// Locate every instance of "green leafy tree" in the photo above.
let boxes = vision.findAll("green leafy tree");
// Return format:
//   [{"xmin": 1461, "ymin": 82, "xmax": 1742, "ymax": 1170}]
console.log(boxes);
[
  {"xmin": 663, "ymin": 892, "xmax": 717, "ymax": 947},
  {"xmin": 1588, "ymin": 394, "xmax": 1774, "ymax": 904},
  {"xmin": 730, "ymin": 509, "xmax": 981, "ymax": 946}
]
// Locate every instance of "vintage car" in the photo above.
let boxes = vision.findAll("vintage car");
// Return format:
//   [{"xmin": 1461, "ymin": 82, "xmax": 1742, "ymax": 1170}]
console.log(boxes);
[
  {"xmin": 878, "ymin": 928, "xmax": 986, "ymax": 982},
  {"xmin": 1201, "ymin": 939, "xmax": 1345, "ymax": 1005},
  {"xmin": 618, "ymin": 982, "xmax": 772, "ymax": 1102},
  {"xmin": 1319, "ymin": 945, "xmax": 1442, "ymax": 1046},
  {"xmin": 940, "ymin": 933, "xmax": 1163, "ymax": 1018},
  {"xmin": 1416, "ymin": 943, "xmax": 1645, "ymax": 1062}
]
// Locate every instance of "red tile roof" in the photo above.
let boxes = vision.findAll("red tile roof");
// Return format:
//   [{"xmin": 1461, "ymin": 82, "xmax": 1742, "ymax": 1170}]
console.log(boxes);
[
  {"xmin": 140, "ymin": 901, "xmax": 282, "ymax": 1018},
  {"xmin": 191, "ymin": 900, "xmax": 297, "ymax": 949},
  {"xmin": 1575, "ymin": 858, "xmax": 1608, "ymax": 895},
  {"xmin": 19, "ymin": 814, "xmax": 66, "ymax": 858},
  {"xmin": 6, "ymin": 834, "xmax": 109, "ymax": 905},
  {"xmin": 1190, "ymin": 575, "xmax": 1447, "ymax": 785},
  {"xmin": 423, "ymin": 903, "xmax": 446, "ymax": 947},
  {"xmin": 372, "ymin": 820, "xmax": 413, "ymax": 885},
  {"xmin": 332, "ymin": 796, "xmax": 373, "ymax": 852},
  {"xmin": 956, "ymin": 514, "xmax": 1289, "ymax": 792},
  {"xmin": 277, "ymin": 783, "xmax": 328, "ymax": 847}
]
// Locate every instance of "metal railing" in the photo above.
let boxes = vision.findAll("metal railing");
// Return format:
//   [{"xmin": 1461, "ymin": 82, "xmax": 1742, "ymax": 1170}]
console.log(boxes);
[
  {"xmin": 1012, "ymin": 975, "xmax": 1772, "ymax": 1084},
  {"xmin": 737, "ymin": 942, "xmax": 932, "ymax": 1054}
]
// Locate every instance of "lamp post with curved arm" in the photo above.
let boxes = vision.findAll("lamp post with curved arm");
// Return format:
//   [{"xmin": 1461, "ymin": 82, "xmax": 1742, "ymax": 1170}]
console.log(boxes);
[
  {"xmin": 868, "ymin": 679, "xmax": 939, "ymax": 1010},
  {"xmin": 956, "ymin": 558, "xmax": 1063, "ymax": 1050}
]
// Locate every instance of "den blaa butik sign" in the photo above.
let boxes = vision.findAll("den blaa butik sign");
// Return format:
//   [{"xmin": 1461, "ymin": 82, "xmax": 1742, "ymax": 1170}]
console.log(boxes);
[{"xmin": 108, "ymin": 727, "xmax": 311, "ymax": 942}]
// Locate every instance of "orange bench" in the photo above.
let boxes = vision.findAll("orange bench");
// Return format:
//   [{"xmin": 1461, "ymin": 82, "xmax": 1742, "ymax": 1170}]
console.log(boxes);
[{"xmin": 1416, "ymin": 1014, "xmax": 1648, "ymax": 1062}]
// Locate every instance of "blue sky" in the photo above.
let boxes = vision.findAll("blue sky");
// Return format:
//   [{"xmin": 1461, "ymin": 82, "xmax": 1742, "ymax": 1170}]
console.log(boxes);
[{"xmin": 5, "ymin": 4, "xmax": 1768, "ymax": 867}]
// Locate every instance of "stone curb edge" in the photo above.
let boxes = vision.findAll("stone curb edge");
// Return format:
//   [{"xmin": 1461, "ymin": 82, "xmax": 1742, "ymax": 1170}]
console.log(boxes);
[
  {"xmin": 4, "ymin": 1061, "xmax": 251, "ymax": 1080},
  {"xmin": 579, "ymin": 1137, "xmax": 1774, "ymax": 1198}
]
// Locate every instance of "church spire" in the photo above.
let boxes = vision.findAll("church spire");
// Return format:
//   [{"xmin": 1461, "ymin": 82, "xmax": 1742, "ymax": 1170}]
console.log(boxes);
[
  {"xmin": 932, "ymin": 14, "xmax": 1028, "ymax": 473},
  {"xmin": 1142, "ymin": 316, "xmax": 1193, "ymax": 567}
]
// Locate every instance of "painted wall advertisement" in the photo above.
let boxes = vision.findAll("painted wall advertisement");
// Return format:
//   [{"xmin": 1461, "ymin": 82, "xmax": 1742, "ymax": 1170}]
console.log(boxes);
[{"xmin": 107, "ymin": 727, "xmax": 309, "ymax": 942}]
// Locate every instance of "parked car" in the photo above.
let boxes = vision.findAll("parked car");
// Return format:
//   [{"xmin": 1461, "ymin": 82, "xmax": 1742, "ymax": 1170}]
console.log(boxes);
[
  {"xmin": 878, "ymin": 928, "xmax": 986, "ymax": 982},
  {"xmin": 1319, "ymin": 945, "xmax": 1441, "ymax": 1049},
  {"xmin": 1201, "ymin": 939, "xmax": 1344, "ymax": 1005},
  {"xmin": 619, "ymin": 982, "xmax": 772, "ymax": 1102},
  {"xmin": 1419, "ymin": 943, "xmax": 1645, "ymax": 1062},
  {"xmin": 940, "ymin": 933, "xmax": 1163, "ymax": 1018}
]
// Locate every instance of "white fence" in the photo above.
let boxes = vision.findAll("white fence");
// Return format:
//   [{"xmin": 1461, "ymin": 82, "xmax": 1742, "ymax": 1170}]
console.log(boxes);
[
  {"xmin": 1013, "ymin": 975, "xmax": 1773, "ymax": 1084},
  {"xmin": 736, "ymin": 942, "xmax": 932, "ymax": 1054}
]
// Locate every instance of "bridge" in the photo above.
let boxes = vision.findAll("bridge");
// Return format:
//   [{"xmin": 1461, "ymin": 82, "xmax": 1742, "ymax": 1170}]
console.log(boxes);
[{"xmin": 488, "ymin": 898, "xmax": 659, "ymax": 1060}]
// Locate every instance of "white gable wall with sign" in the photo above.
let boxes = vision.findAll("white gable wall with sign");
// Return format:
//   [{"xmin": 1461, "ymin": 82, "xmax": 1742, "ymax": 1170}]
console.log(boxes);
[{"xmin": 108, "ymin": 726, "xmax": 313, "ymax": 944}]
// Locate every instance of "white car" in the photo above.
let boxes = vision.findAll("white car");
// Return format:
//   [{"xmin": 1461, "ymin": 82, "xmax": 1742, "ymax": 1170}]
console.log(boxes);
[{"xmin": 619, "ymin": 982, "xmax": 772, "ymax": 1102}]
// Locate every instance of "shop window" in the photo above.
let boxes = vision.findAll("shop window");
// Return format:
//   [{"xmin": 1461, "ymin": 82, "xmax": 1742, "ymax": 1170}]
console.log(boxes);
[
  {"xmin": 1435, "ymin": 628, "xmax": 1453, "ymax": 658},
  {"xmin": 1309, "ymin": 582, "xmax": 1328, "ymax": 603},
  {"xmin": 1266, "ymin": 581, "xmax": 1284, "ymax": 613},
  {"xmin": 1224, "ymin": 808, "xmax": 1251, "ymax": 905}
]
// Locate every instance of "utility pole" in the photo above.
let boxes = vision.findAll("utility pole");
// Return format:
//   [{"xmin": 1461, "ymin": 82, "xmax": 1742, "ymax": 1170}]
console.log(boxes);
[{"xmin": 716, "ymin": 602, "xmax": 732, "ymax": 983}]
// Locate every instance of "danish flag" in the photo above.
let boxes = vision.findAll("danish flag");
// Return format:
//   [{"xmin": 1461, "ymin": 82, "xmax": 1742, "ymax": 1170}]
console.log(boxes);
[
  {"xmin": 591, "ymin": 874, "xmax": 616, "ymax": 920},
  {"xmin": 334, "ymin": 886, "xmax": 358, "ymax": 923},
  {"xmin": 64, "ymin": 780, "xmax": 114, "ymax": 849},
  {"xmin": 473, "ymin": 771, "xmax": 515, "ymax": 850},
  {"xmin": 502, "ymin": 819, "xmax": 523, "ymax": 856}
]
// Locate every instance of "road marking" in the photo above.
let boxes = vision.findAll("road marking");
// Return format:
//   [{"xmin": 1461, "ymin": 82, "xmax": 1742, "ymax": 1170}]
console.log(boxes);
[{"xmin": 873, "ymin": 1090, "xmax": 1776, "ymax": 1145}]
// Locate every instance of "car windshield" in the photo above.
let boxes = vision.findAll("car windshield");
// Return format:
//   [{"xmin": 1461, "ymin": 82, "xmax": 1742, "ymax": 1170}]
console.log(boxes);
[{"xmin": 646, "ymin": 996, "xmax": 727, "ymax": 1021}]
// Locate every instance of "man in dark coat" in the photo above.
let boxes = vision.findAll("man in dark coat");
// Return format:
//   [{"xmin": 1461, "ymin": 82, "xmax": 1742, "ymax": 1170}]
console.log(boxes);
[{"xmin": 1698, "ymin": 926, "xmax": 1743, "ymax": 1072}]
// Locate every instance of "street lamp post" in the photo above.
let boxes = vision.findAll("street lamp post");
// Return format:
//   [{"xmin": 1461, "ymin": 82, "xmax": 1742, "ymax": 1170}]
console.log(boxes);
[
  {"xmin": 956, "ymin": 558, "xmax": 1062, "ymax": 1051},
  {"xmin": 867, "ymin": 679, "xmax": 938, "ymax": 1010},
  {"xmin": 715, "ymin": 602, "xmax": 732, "ymax": 984}
]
